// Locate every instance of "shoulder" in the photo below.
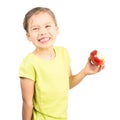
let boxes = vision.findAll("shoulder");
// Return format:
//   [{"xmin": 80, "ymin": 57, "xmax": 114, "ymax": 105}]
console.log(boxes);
[
  {"xmin": 21, "ymin": 53, "xmax": 35, "ymax": 64},
  {"xmin": 54, "ymin": 46, "xmax": 71, "ymax": 62},
  {"xmin": 54, "ymin": 46, "xmax": 69, "ymax": 54},
  {"xmin": 19, "ymin": 53, "xmax": 36, "ymax": 70}
]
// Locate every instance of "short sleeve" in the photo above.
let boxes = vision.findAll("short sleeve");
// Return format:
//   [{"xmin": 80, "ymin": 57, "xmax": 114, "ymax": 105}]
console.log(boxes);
[{"xmin": 19, "ymin": 58, "xmax": 36, "ymax": 81}]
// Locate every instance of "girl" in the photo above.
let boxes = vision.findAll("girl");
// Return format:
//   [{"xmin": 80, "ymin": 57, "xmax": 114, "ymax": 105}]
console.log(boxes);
[{"xmin": 19, "ymin": 7, "xmax": 104, "ymax": 120}]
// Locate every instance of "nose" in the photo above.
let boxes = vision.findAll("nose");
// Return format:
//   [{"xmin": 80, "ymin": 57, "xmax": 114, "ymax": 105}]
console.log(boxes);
[{"xmin": 39, "ymin": 27, "xmax": 47, "ymax": 35}]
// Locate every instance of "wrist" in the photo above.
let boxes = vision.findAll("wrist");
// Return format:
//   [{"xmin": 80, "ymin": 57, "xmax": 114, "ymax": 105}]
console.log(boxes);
[{"xmin": 81, "ymin": 69, "xmax": 87, "ymax": 77}]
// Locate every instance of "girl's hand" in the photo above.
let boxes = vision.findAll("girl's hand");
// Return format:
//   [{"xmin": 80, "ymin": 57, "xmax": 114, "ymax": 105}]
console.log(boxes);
[{"xmin": 83, "ymin": 57, "xmax": 105, "ymax": 75}]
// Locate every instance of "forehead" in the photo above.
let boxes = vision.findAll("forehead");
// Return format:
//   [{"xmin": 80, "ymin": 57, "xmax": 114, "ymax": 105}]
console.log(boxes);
[{"xmin": 28, "ymin": 12, "xmax": 54, "ymax": 25}]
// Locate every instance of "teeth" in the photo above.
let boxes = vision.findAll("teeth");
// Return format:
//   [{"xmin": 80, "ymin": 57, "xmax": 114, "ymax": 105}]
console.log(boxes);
[
  {"xmin": 41, "ymin": 37, "xmax": 49, "ymax": 41},
  {"xmin": 38, "ymin": 37, "xmax": 49, "ymax": 42}
]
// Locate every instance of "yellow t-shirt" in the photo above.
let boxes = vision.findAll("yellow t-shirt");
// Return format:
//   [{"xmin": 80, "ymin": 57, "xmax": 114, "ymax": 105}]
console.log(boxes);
[{"xmin": 19, "ymin": 46, "xmax": 71, "ymax": 120}]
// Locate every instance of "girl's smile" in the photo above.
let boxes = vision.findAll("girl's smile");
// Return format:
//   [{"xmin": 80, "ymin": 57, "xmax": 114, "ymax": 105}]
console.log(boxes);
[
  {"xmin": 27, "ymin": 12, "xmax": 59, "ymax": 49},
  {"xmin": 38, "ymin": 37, "xmax": 50, "ymax": 44}
]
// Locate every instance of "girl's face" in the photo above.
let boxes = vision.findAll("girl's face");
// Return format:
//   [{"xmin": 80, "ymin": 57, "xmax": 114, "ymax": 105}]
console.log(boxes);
[{"xmin": 27, "ymin": 12, "xmax": 59, "ymax": 49}]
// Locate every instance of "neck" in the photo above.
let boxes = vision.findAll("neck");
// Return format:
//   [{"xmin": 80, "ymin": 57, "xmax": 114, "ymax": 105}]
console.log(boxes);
[{"xmin": 33, "ymin": 47, "xmax": 55, "ymax": 60}]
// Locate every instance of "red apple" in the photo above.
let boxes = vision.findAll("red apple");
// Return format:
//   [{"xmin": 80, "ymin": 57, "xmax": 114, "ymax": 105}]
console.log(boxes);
[{"xmin": 90, "ymin": 50, "xmax": 104, "ymax": 65}]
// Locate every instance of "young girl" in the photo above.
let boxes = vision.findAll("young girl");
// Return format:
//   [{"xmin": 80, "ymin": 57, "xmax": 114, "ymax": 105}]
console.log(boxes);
[{"xmin": 19, "ymin": 7, "xmax": 104, "ymax": 120}]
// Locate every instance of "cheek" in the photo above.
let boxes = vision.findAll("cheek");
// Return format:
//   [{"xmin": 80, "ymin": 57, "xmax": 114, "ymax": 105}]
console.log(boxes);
[
  {"xmin": 27, "ymin": 32, "xmax": 36, "ymax": 41},
  {"xmin": 49, "ymin": 31, "xmax": 57, "ymax": 38},
  {"xmin": 52, "ymin": 29, "xmax": 59, "ymax": 37},
  {"xmin": 50, "ymin": 27, "xmax": 59, "ymax": 36}
]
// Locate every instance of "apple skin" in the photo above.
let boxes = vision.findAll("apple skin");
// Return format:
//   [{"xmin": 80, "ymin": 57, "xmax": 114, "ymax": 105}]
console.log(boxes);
[{"xmin": 90, "ymin": 50, "xmax": 104, "ymax": 65}]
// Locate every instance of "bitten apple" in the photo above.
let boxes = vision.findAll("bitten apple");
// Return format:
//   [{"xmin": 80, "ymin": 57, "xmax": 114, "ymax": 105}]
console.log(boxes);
[{"xmin": 90, "ymin": 50, "xmax": 105, "ymax": 65}]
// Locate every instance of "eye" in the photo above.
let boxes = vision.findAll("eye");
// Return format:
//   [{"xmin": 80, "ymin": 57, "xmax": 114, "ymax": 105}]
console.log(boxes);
[
  {"xmin": 45, "ymin": 25, "xmax": 51, "ymax": 28},
  {"xmin": 31, "ymin": 27, "xmax": 39, "ymax": 31}
]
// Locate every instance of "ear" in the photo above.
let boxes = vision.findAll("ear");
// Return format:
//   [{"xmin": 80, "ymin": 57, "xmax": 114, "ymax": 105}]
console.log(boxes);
[
  {"xmin": 56, "ymin": 27, "xmax": 59, "ymax": 35},
  {"xmin": 26, "ymin": 32, "xmax": 31, "ymax": 41}
]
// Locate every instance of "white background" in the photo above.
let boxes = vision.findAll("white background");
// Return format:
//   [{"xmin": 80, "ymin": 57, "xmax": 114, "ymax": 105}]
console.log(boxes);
[{"xmin": 0, "ymin": 0, "xmax": 120, "ymax": 120}]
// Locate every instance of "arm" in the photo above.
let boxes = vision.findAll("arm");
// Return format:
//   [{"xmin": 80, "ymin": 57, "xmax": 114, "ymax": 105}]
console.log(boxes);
[
  {"xmin": 69, "ymin": 69, "xmax": 86, "ymax": 89},
  {"xmin": 20, "ymin": 78, "xmax": 34, "ymax": 120},
  {"xmin": 69, "ymin": 58, "xmax": 105, "ymax": 89}
]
